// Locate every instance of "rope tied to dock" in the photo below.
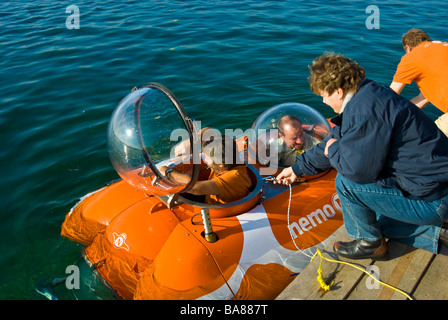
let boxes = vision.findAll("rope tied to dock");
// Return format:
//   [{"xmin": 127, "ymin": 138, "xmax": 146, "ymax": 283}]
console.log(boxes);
[
  {"xmin": 311, "ymin": 249, "xmax": 334, "ymax": 291},
  {"xmin": 266, "ymin": 177, "xmax": 414, "ymax": 300},
  {"xmin": 310, "ymin": 248, "xmax": 414, "ymax": 300}
]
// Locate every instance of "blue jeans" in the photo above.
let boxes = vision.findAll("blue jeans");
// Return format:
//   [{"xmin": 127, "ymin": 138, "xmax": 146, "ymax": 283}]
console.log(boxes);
[{"xmin": 335, "ymin": 174, "xmax": 448, "ymax": 254}]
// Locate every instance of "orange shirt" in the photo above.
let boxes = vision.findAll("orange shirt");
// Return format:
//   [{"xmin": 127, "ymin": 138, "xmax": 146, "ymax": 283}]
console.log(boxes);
[
  {"xmin": 393, "ymin": 41, "xmax": 448, "ymax": 113},
  {"xmin": 206, "ymin": 165, "xmax": 252, "ymax": 204}
]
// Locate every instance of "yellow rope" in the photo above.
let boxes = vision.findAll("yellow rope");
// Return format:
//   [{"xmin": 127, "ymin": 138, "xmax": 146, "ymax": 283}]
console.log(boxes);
[
  {"xmin": 314, "ymin": 249, "xmax": 334, "ymax": 291},
  {"xmin": 311, "ymin": 248, "xmax": 414, "ymax": 300},
  {"xmin": 267, "ymin": 178, "xmax": 414, "ymax": 300}
]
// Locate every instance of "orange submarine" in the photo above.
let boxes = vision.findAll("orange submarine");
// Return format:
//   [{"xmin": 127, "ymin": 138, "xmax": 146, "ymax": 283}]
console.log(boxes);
[{"xmin": 61, "ymin": 83, "xmax": 344, "ymax": 300}]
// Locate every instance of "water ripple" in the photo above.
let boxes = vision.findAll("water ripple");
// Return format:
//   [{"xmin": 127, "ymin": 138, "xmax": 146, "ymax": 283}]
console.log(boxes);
[{"xmin": 0, "ymin": 0, "xmax": 447, "ymax": 299}]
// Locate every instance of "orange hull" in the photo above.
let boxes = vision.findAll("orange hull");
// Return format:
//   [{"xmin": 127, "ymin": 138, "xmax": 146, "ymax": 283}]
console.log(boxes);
[
  {"xmin": 61, "ymin": 168, "xmax": 343, "ymax": 300},
  {"xmin": 61, "ymin": 85, "xmax": 341, "ymax": 299}
]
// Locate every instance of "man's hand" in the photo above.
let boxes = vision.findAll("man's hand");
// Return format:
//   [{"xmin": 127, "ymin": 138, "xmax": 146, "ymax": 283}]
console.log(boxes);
[
  {"xmin": 174, "ymin": 140, "xmax": 190, "ymax": 157},
  {"xmin": 159, "ymin": 165, "xmax": 168, "ymax": 176},
  {"xmin": 324, "ymin": 138, "xmax": 338, "ymax": 157},
  {"xmin": 274, "ymin": 167, "xmax": 298, "ymax": 185}
]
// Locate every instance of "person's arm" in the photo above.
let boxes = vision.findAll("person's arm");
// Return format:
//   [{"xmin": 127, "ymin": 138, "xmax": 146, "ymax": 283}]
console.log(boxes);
[
  {"xmin": 275, "ymin": 136, "xmax": 333, "ymax": 185},
  {"xmin": 159, "ymin": 165, "xmax": 220, "ymax": 196},
  {"xmin": 326, "ymin": 114, "xmax": 391, "ymax": 184},
  {"xmin": 390, "ymin": 81, "xmax": 406, "ymax": 94},
  {"xmin": 410, "ymin": 92, "xmax": 429, "ymax": 109},
  {"xmin": 390, "ymin": 81, "xmax": 429, "ymax": 109},
  {"xmin": 188, "ymin": 179, "xmax": 220, "ymax": 196}
]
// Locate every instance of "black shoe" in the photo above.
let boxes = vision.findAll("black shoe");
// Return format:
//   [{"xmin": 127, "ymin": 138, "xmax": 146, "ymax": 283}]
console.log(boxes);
[
  {"xmin": 439, "ymin": 226, "xmax": 448, "ymax": 249},
  {"xmin": 333, "ymin": 238, "xmax": 388, "ymax": 260}
]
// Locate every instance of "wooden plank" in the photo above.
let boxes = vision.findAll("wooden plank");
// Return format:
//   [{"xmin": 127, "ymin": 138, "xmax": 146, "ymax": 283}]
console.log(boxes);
[
  {"xmin": 276, "ymin": 226, "xmax": 373, "ymax": 300},
  {"xmin": 346, "ymin": 241, "xmax": 434, "ymax": 300},
  {"xmin": 277, "ymin": 225, "xmax": 439, "ymax": 300},
  {"xmin": 412, "ymin": 245, "xmax": 448, "ymax": 300}
]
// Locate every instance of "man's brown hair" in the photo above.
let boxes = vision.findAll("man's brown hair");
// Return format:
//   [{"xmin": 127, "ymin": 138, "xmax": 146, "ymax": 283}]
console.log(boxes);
[
  {"xmin": 402, "ymin": 28, "xmax": 432, "ymax": 50},
  {"xmin": 277, "ymin": 115, "xmax": 302, "ymax": 136},
  {"xmin": 308, "ymin": 53, "xmax": 366, "ymax": 95}
]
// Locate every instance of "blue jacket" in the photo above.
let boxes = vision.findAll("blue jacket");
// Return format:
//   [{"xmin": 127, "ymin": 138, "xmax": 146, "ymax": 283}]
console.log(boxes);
[{"xmin": 292, "ymin": 79, "xmax": 448, "ymax": 201}]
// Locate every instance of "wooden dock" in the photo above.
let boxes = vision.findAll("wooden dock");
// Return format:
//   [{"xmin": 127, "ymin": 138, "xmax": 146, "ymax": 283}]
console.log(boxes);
[{"xmin": 276, "ymin": 226, "xmax": 448, "ymax": 300}]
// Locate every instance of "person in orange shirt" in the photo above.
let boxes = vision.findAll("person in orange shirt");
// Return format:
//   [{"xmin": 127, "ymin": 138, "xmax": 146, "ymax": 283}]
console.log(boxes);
[
  {"xmin": 160, "ymin": 133, "xmax": 253, "ymax": 204},
  {"xmin": 390, "ymin": 28, "xmax": 448, "ymax": 136}
]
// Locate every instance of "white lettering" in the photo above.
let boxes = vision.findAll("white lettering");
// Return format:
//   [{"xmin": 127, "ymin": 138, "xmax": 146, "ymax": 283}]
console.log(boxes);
[
  {"xmin": 224, "ymin": 128, "xmax": 252, "ymax": 165},
  {"xmin": 169, "ymin": 126, "xmax": 279, "ymax": 174},
  {"xmin": 323, "ymin": 204, "xmax": 336, "ymax": 218},
  {"xmin": 180, "ymin": 304, "xmax": 214, "ymax": 317},
  {"xmin": 332, "ymin": 193, "xmax": 341, "ymax": 212},
  {"xmin": 65, "ymin": 5, "xmax": 80, "ymax": 29},
  {"xmin": 299, "ymin": 217, "xmax": 311, "ymax": 231},
  {"xmin": 365, "ymin": 5, "xmax": 380, "ymax": 30},
  {"xmin": 289, "ymin": 193, "xmax": 342, "ymax": 239},
  {"xmin": 224, "ymin": 304, "xmax": 268, "ymax": 315},
  {"xmin": 65, "ymin": 265, "xmax": 80, "ymax": 290},
  {"xmin": 307, "ymin": 208, "xmax": 328, "ymax": 227},
  {"xmin": 365, "ymin": 265, "xmax": 380, "ymax": 289},
  {"xmin": 289, "ymin": 221, "xmax": 303, "ymax": 237}
]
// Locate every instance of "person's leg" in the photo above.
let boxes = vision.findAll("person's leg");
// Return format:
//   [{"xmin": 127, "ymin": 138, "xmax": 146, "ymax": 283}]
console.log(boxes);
[
  {"xmin": 335, "ymin": 174, "xmax": 448, "ymax": 255},
  {"xmin": 377, "ymin": 216, "xmax": 440, "ymax": 253}
]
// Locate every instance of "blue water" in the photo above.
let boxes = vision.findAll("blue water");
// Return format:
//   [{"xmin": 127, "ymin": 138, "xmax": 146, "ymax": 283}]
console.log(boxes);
[{"xmin": 1, "ymin": 0, "xmax": 446, "ymax": 299}]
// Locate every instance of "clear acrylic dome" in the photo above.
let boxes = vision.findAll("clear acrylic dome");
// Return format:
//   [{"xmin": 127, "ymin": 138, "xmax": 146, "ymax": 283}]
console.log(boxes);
[
  {"xmin": 107, "ymin": 83, "xmax": 199, "ymax": 196},
  {"xmin": 248, "ymin": 102, "xmax": 331, "ymax": 172}
]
